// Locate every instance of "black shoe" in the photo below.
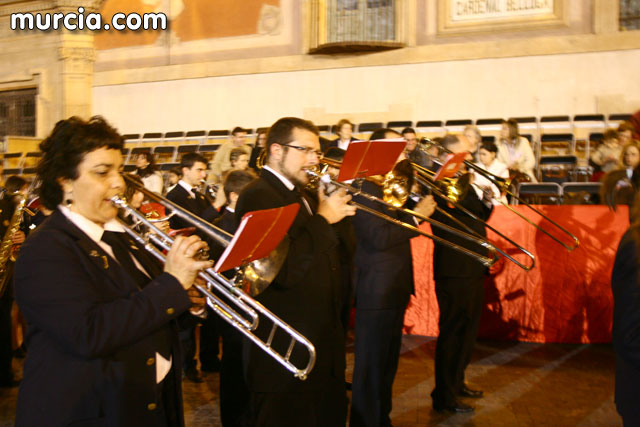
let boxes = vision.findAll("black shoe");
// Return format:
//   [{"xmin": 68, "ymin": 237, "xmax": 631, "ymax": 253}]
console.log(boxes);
[
  {"xmin": 433, "ymin": 400, "xmax": 474, "ymax": 414},
  {"xmin": 184, "ymin": 368, "xmax": 203, "ymax": 383},
  {"xmin": 458, "ymin": 384, "xmax": 483, "ymax": 398}
]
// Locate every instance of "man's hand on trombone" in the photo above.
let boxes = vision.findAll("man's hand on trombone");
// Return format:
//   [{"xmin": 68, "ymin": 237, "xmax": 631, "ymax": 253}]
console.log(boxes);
[{"xmin": 317, "ymin": 186, "xmax": 357, "ymax": 224}]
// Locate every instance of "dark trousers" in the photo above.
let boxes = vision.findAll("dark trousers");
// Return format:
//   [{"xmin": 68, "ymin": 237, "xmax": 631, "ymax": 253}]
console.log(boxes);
[
  {"xmin": 179, "ymin": 326, "xmax": 196, "ymax": 372},
  {"xmin": 199, "ymin": 306, "xmax": 220, "ymax": 370},
  {"xmin": 431, "ymin": 276, "xmax": 484, "ymax": 406},
  {"xmin": 219, "ymin": 321, "xmax": 248, "ymax": 427},
  {"xmin": 350, "ymin": 307, "xmax": 407, "ymax": 427},
  {"xmin": 244, "ymin": 380, "xmax": 347, "ymax": 427},
  {"xmin": 0, "ymin": 286, "xmax": 13, "ymax": 383}
]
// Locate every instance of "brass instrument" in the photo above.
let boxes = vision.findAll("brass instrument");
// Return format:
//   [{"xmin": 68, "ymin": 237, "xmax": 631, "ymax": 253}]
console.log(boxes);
[
  {"xmin": 111, "ymin": 194, "xmax": 317, "ymax": 380},
  {"xmin": 123, "ymin": 174, "xmax": 285, "ymax": 296},
  {"xmin": 307, "ymin": 161, "xmax": 498, "ymax": 267},
  {"xmin": 419, "ymin": 138, "xmax": 580, "ymax": 251},
  {"xmin": 410, "ymin": 162, "xmax": 535, "ymax": 271},
  {"xmin": 260, "ymin": 150, "xmax": 498, "ymax": 265},
  {"xmin": 0, "ymin": 193, "xmax": 27, "ymax": 296}
]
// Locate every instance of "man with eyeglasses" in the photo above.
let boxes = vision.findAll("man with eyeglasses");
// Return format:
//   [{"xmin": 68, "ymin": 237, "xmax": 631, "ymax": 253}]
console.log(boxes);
[
  {"xmin": 402, "ymin": 127, "xmax": 431, "ymax": 169},
  {"xmin": 235, "ymin": 117, "xmax": 356, "ymax": 426}
]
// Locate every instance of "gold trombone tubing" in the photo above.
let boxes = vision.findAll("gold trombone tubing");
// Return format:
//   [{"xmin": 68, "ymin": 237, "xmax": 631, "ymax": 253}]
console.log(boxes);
[
  {"xmin": 308, "ymin": 166, "xmax": 498, "ymax": 267},
  {"xmin": 422, "ymin": 139, "xmax": 580, "ymax": 251},
  {"xmin": 411, "ymin": 162, "xmax": 536, "ymax": 272}
]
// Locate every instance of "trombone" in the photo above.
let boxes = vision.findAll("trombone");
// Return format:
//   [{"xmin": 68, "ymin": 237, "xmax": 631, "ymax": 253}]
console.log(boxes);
[
  {"xmin": 410, "ymin": 163, "xmax": 536, "ymax": 271},
  {"xmin": 116, "ymin": 178, "xmax": 316, "ymax": 380},
  {"xmin": 420, "ymin": 138, "xmax": 580, "ymax": 251},
  {"xmin": 307, "ymin": 161, "xmax": 499, "ymax": 267}
]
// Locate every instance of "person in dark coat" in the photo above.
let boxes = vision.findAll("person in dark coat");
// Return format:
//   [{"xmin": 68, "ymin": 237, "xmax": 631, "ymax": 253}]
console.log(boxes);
[
  {"xmin": 210, "ymin": 169, "xmax": 255, "ymax": 427},
  {"xmin": 235, "ymin": 117, "xmax": 356, "ymax": 427},
  {"xmin": 0, "ymin": 175, "xmax": 29, "ymax": 388},
  {"xmin": 167, "ymin": 152, "xmax": 223, "ymax": 380},
  {"xmin": 349, "ymin": 129, "xmax": 436, "ymax": 427},
  {"xmin": 430, "ymin": 134, "xmax": 493, "ymax": 414},
  {"xmin": 13, "ymin": 116, "xmax": 211, "ymax": 427},
  {"xmin": 612, "ymin": 197, "xmax": 640, "ymax": 426}
]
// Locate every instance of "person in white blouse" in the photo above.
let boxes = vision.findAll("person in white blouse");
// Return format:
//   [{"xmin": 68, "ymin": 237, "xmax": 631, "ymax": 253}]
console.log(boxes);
[
  {"xmin": 134, "ymin": 152, "xmax": 164, "ymax": 194},
  {"xmin": 473, "ymin": 141, "xmax": 509, "ymax": 206},
  {"xmin": 496, "ymin": 119, "xmax": 537, "ymax": 183}
]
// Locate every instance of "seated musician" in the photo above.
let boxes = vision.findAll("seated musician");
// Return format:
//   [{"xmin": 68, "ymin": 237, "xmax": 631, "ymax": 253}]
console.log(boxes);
[
  {"xmin": 13, "ymin": 116, "xmax": 212, "ymax": 427},
  {"xmin": 235, "ymin": 117, "xmax": 356, "ymax": 427},
  {"xmin": 474, "ymin": 141, "xmax": 509, "ymax": 206},
  {"xmin": 497, "ymin": 119, "xmax": 537, "ymax": 183}
]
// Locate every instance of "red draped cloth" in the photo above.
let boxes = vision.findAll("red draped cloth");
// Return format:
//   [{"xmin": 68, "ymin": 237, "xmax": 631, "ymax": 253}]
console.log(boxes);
[{"xmin": 403, "ymin": 205, "xmax": 629, "ymax": 343}]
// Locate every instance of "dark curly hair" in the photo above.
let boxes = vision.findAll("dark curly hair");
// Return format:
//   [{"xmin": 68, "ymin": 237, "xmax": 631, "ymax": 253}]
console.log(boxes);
[{"xmin": 37, "ymin": 116, "xmax": 123, "ymax": 210}]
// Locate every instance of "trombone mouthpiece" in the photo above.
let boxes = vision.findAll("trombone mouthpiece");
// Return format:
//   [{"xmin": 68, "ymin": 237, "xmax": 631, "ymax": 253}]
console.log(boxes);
[{"xmin": 110, "ymin": 195, "xmax": 127, "ymax": 207}]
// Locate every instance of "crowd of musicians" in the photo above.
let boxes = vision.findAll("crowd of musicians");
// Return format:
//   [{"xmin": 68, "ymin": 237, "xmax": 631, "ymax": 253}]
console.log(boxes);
[{"xmin": 0, "ymin": 113, "xmax": 639, "ymax": 426}]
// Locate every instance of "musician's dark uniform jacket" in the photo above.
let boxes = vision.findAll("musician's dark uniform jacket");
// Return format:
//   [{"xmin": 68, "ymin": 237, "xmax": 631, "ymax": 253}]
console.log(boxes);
[
  {"xmin": 612, "ymin": 228, "xmax": 640, "ymax": 424},
  {"xmin": 166, "ymin": 182, "xmax": 219, "ymax": 231},
  {"xmin": 166, "ymin": 181, "xmax": 220, "ymax": 373},
  {"xmin": 13, "ymin": 209, "xmax": 192, "ymax": 426},
  {"xmin": 234, "ymin": 167, "xmax": 346, "ymax": 424}
]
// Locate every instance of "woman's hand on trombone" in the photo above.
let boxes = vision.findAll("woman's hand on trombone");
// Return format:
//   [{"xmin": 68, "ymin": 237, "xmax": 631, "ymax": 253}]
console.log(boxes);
[{"xmin": 164, "ymin": 235, "xmax": 214, "ymax": 290}]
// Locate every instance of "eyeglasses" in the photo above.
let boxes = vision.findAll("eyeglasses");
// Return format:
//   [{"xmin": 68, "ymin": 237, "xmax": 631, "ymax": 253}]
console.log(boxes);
[{"xmin": 280, "ymin": 144, "xmax": 324, "ymax": 158}]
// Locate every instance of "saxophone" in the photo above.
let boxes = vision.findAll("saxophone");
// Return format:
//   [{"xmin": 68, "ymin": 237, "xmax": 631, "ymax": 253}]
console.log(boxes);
[{"xmin": 0, "ymin": 193, "xmax": 27, "ymax": 296}]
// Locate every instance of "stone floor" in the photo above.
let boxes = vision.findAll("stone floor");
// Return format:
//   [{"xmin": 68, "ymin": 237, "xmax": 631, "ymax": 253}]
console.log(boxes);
[{"xmin": 0, "ymin": 335, "xmax": 621, "ymax": 426}]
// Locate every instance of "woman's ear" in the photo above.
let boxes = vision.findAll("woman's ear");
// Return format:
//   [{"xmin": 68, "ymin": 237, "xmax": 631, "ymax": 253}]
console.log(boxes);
[{"xmin": 56, "ymin": 177, "xmax": 72, "ymax": 193}]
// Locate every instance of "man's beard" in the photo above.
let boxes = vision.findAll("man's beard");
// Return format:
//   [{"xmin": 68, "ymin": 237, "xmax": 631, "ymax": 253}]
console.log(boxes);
[{"xmin": 278, "ymin": 156, "xmax": 307, "ymax": 187}]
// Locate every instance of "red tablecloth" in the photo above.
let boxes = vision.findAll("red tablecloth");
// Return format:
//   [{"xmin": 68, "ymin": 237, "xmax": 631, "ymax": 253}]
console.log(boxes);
[{"xmin": 403, "ymin": 205, "xmax": 629, "ymax": 343}]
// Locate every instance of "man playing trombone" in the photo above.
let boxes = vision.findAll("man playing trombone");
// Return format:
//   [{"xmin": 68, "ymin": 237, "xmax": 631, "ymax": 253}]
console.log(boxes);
[
  {"xmin": 167, "ymin": 152, "xmax": 224, "ymax": 382},
  {"xmin": 430, "ymin": 134, "xmax": 494, "ymax": 414},
  {"xmin": 349, "ymin": 128, "xmax": 437, "ymax": 427},
  {"xmin": 235, "ymin": 117, "xmax": 356, "ymax": 427}
]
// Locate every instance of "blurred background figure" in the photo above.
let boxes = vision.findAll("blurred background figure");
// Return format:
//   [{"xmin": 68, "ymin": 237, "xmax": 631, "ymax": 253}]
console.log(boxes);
[
  {"xmin": 497, "ymin": 119, "xmax": 537, "ymax": 183},
  {"xmin": 134, "ymin": 152, "xmax": 164, "ymax": 194},
  {"xmin": 474, "ymin": 141, "xmax": 509, "ymax": 206}
]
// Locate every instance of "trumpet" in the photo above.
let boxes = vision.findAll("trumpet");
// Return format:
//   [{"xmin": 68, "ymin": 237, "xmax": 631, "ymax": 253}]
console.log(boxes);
[
  {"xmin": 306, "ymin": 161, "xmax": 499, "ymax": 267},
  {"xmin": 110, "ymin": 193, "xmax": 317, "ymax": 380},
  {"xmin": 419, "ymin": 138, "xmax": 580, "ymax": 251}
]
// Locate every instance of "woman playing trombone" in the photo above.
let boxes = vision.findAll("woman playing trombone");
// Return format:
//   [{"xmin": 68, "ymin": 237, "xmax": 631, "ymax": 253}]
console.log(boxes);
[{"xmin": 14, "ymin": 116, "xmax": 212, "ymax": 427}]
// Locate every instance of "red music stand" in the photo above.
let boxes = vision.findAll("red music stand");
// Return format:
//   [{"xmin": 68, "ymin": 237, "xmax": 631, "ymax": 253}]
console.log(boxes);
[
  {"xmin": 214, "ymin": 203, "xmax": 300, "ymax": 272},
  {"xmin": 433, "ymin": 152, "xmax": 467, "ymax": 181},
  {"xmin": 337, "ymin": 139, "xmax": 407, "ymax": 182}
]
